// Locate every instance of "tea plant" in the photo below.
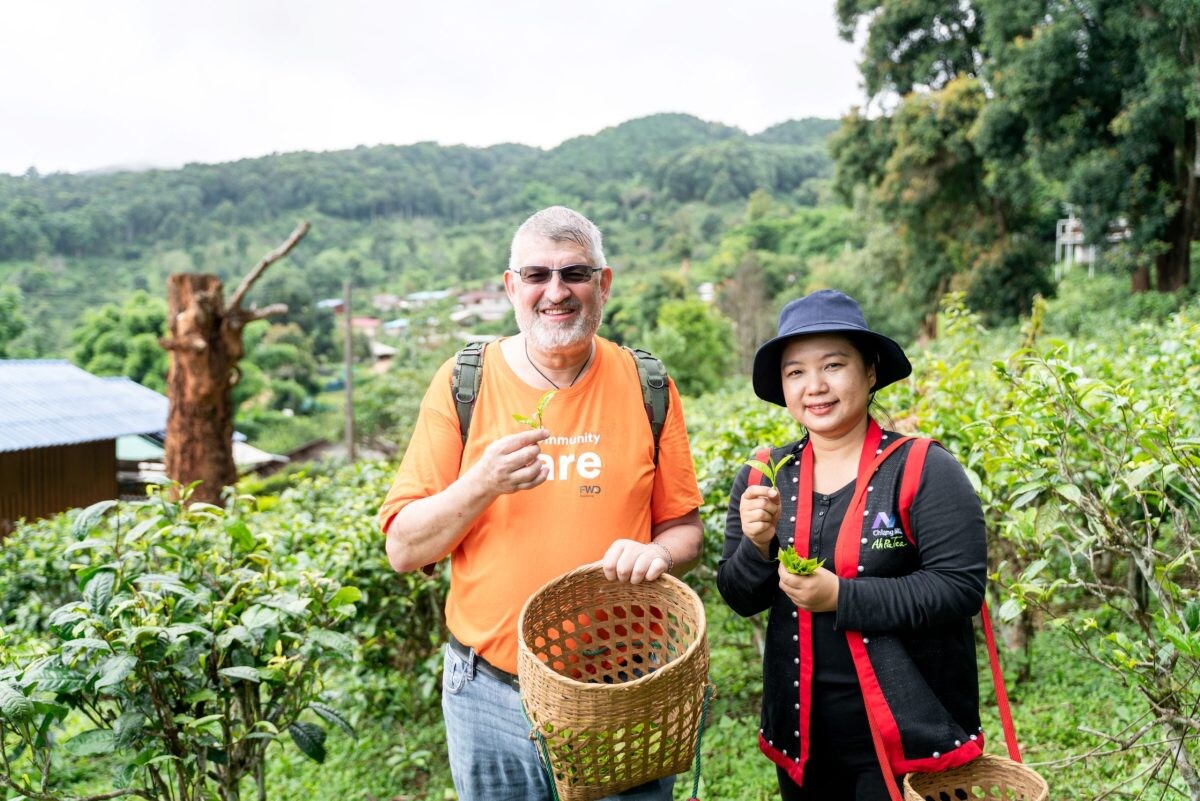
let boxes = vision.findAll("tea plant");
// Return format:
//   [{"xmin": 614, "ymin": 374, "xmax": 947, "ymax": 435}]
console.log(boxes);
[{"xmin": 0, "ymin": 488, "xmax": 361, "ymax": 801}]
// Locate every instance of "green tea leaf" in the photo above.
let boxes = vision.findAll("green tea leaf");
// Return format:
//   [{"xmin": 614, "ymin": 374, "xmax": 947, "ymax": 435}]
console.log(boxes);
[
  {"xmin": 288, "ymin": 721, "xmax": 327, "ymax": 763},
  {"xmin": 745, "ymin": 460, "xmax": 772, "ymax": 478},
  {"xmin": 308, "ymin": 629, "xmax": 357, "ymax": 657},
  {"xmin": 31, "ymin": 664, "xmax": 87, "ymax": 693},
  {"xmin": 64, "ymin": 728, "xmax": 116, "ymax": 756},
  {"xmin": 778, "ymin": 546, "xmax": 824, "ymax": 576},
  {"xmin": 226, "ymin": 519, "xmax": 256, "ymax": 552},
  {"xmin": 0, "ymin": 682, "xmax": 33, "ymax": 724},
  {"xmin": 94, "ymin": 654, "xmax": 138, "ymax": 690},
  {"xmin": 309, "ymin": 701, "xmax": 357, "ymax": 738},
  {"xmin": 535, "ymin": 390, "xmax": 557, "ymax": 423},
  {"xmin": 745, "ymin": 452, "xmax": 793, "ymax": 488},
  {"xmin": 72, "ymin": 500, "xmax": 117, "ymax": 539},
  {"xmin": 219, "ymin": 666, "xmax": 262, "ymax": 683},
  {"xmin": 83, "ymin": 570, "xmax": 116, "ymax": 615},
  {"xmin": 328, "ymin": 586, "xmax": 362, "ymax": 608}
]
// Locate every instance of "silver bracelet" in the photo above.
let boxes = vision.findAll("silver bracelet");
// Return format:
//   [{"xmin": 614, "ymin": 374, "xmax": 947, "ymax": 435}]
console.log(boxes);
[{"xmin": 650, "ymin": 541, "xmax": 674, "ymax": 573}]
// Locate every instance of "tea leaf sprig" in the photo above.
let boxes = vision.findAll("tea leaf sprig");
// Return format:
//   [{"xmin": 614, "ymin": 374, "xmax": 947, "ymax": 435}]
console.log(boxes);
[
  {"xmin": 513, "ymin": 390, "xmax": 556, "ymax": 429},
  {"xmin": 779, "ymin": 546, "xmax": 825, "ymax": 576},
  {"xmin": 745, "ymin": 452, "xmax": 794, "ymax": 488}
]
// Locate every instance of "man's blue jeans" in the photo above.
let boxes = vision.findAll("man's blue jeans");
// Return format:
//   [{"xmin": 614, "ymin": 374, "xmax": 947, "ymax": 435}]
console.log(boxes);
[{"xmin": 442, "ymin": 645, "xmax": 676, "ymax": 801}]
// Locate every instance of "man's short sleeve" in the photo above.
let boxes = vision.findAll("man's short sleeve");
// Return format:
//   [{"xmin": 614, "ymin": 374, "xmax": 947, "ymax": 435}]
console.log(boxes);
[{"xmin": 377, "ymin": 357, "xmax": 463, "ymax": 534}]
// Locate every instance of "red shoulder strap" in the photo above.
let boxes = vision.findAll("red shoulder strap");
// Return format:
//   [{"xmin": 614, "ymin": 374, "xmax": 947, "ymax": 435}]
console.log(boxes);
[
  {"xmin": 898, "ymin": 438, "xmax": 933, "ymax": 546},
  {"xmin": 747, "ymin": 446, "xmax": 772, "ymax": 486}
]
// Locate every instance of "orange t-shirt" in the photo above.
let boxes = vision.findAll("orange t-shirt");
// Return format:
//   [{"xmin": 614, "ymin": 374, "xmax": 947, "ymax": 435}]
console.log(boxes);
[{"xmin": 378, "ymin": 337, "xmax": 702, "ymax": 674}]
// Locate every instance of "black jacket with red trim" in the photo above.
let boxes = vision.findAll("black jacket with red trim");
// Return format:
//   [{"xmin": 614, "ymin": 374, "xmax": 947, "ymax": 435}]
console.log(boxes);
[{"xmin": 716, "ymin": 431, "xmax": 988, "ymax": 783}]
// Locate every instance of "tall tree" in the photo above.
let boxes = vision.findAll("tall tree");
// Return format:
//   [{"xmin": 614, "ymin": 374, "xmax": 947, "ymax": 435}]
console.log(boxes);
[
  {"xmin": 832, "ymin": 77, "xmax": 1052, "ymax": 332},
  {"xmin": 161, "ymin": 223, "xmax": 308, "ymax": 504},
  {"xmin": 975, "ymin": 0, "xmax": 1199, "ymax": 292},
  {"xmin": 838, "ymin": 0, "xmax": 1200, "ymax": 296}
]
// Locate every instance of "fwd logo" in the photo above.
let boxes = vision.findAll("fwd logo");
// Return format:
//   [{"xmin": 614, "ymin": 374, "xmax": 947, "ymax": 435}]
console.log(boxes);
[{"xmin": 578, "ymin": 485, "xmax": 602, "ymax": 496}]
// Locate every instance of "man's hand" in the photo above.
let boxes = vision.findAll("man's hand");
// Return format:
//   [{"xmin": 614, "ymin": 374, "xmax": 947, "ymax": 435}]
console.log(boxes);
[
  {"xmin": 601, "ymin": 539, "xmax": 671, "ymax": 584},
  {"xmin": 777, "ymin": 564, "xmax": 839, "ymax": 612},
  {"xmin": 740, "ymin": 485, "xmax": 780, "ymax": 558},
  {"xmin": 467, "ymin": 428, "xmax": 550, "ymax": 497}
]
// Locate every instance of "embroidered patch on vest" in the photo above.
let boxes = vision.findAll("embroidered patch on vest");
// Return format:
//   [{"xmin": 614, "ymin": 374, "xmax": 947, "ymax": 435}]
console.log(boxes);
[{"xmin": 870, "ymin": 510, "xmax": 908, "ymax": 549}]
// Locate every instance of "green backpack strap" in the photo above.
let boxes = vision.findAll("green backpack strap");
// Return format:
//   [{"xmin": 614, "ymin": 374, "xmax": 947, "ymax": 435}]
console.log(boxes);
[
  {"xmin": 451, "ymin": 341, "xmax": 487, "ymax": 447},
  {"xmin": 623, "ymin": 345, "xmax": 670, "ymax": 465}
]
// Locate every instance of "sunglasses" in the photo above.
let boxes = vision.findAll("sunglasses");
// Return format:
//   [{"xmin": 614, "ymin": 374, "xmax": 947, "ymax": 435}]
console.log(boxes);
[{"xmin": 510, "ymin": 265, "xmax": 601, "ymax": 284}]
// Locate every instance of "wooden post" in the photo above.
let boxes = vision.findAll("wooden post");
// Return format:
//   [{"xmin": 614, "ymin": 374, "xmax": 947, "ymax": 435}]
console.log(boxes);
[{"xmin": 343, "ymin": 279, "xmax": 355, "ymax": 462}]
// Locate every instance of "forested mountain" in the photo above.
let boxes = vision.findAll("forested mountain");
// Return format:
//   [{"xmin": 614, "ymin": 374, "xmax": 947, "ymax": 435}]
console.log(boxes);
[
  {"xmin": 0, "ymin": 114, "xmax": 835, "ymax": 260},
  {"xmin": 0, "ymin": 113, "xmax": 837, "ymax": 359}
]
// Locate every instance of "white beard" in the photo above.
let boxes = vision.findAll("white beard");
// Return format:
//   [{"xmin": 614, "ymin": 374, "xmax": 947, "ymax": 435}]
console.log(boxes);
[{"xmin": 518, "ymin": 301, "xmax": 604, "ymax": 351}]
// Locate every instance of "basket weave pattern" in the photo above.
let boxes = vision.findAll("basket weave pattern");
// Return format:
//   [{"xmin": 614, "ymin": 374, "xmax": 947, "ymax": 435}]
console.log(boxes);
[
  {"xmin": 517, "ymin": 566, "xmax": 709, "ymax": 801},
  {"xmin": 904, "ymin": 754, "xmax": 1049, "ymax": 800}
]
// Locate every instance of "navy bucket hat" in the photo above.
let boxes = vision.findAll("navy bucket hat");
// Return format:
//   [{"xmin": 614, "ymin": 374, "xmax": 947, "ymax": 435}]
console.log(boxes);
[{"xmin": 752, "ymin": 289, "xmax": 912, "ymax": 407}]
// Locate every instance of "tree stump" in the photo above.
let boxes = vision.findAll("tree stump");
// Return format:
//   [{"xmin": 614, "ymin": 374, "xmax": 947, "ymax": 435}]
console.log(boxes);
[
  {"xmin": 161, "ymin": 222, "xmax": 308, "ymax": 504},
  {"xmin": 163, "ymin": 275, "xmax": 240, "ymax": 504}
]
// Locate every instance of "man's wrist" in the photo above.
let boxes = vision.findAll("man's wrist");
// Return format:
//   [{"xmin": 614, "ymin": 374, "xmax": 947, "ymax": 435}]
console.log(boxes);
[{"xmin": 650, "ymin": 541, "xmax": 674, "ymax": 573}]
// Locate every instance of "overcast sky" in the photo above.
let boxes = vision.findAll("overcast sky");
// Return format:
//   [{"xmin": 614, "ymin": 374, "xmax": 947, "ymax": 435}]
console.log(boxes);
[{"xmin": 1, "ymin": 1, "xmax": 865, "ymax": 177}]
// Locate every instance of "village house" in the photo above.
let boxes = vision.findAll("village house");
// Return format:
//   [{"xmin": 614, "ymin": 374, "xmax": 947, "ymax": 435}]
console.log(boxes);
[
  {"xmin": 0, "ymin": 360, "xmax": 285, "ymax": 535},
  {"xmin": 0, "ymin": 361, "xmax": 168, "ymax": 534}
]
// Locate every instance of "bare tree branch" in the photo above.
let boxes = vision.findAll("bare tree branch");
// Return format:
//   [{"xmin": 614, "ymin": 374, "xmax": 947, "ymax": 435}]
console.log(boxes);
[
  {"xmin": 226, "ymin": 221, "xmax": 310, "ymax": 312},
  {"xmin": 239, "ymin": 303, "xmax": 289, "ymax": 324}
]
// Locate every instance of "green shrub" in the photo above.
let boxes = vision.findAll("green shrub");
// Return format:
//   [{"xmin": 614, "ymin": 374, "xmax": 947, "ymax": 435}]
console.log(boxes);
[{"xmin": 0, "ymin": 489, "xmax": 361, "ymax": 801}]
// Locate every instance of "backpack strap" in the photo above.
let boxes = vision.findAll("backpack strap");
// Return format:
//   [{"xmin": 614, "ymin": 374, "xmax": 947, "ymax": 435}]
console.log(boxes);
[
  {"xmin": 428, "ymin": 342, "xmax": 486, "ymax": 578},
  {"xmin": 623, "ymin": 346, "xmax": 669, "ymax": 464},
  {"xmin": 897, "ymin": 437, "xmax": 933, "ymax": 546},
  {"xmin": 451, "ymin": 341, "xmax": 486, "ymax": 447},
  {"xmin": 452, "ymin": 342, "xmax": 669, "ymax": 460}
]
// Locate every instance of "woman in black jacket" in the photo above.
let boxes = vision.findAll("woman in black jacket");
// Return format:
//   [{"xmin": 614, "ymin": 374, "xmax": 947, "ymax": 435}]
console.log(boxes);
[{"xmin": 717, "ymin": 289, "xmax": 988, "ymax": 800}]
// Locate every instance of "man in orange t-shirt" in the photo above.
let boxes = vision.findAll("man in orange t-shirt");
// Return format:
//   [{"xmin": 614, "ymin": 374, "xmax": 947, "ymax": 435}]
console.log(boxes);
[{"xmin": 379, "ymin": 205, "xmax": 703, "ymax": 801}]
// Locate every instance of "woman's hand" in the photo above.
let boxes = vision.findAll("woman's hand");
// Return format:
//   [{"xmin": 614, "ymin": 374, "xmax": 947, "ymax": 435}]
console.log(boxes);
[
  {"xmin": 778, "ymin": 564, "xmax": 839, "ymax": 612},
  {"xmin": 740, "ymin": 485, "xmax": 780, "ymax": 558}
]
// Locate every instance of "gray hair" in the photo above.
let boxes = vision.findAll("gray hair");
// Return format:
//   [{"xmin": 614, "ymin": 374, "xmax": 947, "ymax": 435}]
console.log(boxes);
[{"xmin": 509, "ymin": 206, "xmax": 606, "ymax": 270}]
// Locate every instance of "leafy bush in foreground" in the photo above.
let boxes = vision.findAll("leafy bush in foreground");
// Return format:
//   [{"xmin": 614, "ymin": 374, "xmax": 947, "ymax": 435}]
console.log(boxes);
[{"xmin": 0, "ymin": 489, "xmax": 361, "ymax": 801}]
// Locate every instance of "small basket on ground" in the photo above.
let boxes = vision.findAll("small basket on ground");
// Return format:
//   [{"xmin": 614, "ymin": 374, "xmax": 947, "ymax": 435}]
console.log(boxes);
[
  {"xmin": 903, "ymin": 754, "xmax": 1049, "ymax": 801},
  {"xmin": 517, "ymin": 564, "xmax": 710, "ymax": 801}
]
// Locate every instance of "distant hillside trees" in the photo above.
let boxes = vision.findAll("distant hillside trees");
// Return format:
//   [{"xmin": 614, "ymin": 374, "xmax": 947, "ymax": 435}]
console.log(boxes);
[
  {"xmin": 0, "ymin": 114, "xmax": 832, "ymax": 264},
  {"xmin": 0, "ymin": 113, "xmax": 838, "ymax": 360},
  {"xmin": 0, "ymin": 285, "xmax": 25, "ymax": 357},
  {"xmin": 71, "ymin": 291, "xmax": 169, "ymax": 391}
]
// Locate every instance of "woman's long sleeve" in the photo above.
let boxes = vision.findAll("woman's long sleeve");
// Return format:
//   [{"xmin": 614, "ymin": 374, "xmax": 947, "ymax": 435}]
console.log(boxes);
[
  {"xmin": 835, "ymin": 446, "xmax": 987, "ymax": 632},
  {"xmin": 716, "ymin": 464, "xmax": 781, "ymax": 617}
]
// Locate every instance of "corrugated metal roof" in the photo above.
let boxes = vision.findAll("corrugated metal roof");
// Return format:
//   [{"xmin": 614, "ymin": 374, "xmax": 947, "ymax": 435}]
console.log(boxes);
[{"xmin": 0, "ymin": 361, "xmax": 168, "ymax": 453}]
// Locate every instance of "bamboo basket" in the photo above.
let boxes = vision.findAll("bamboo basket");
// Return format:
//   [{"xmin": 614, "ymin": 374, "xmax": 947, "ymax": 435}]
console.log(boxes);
[
  {"xmin": 517, "ymin": 565, "xmax": 710, "ymax": 801},
  {"xmin": 904, "ymin": 754, "xmax": 1049, "ymax": 800}
]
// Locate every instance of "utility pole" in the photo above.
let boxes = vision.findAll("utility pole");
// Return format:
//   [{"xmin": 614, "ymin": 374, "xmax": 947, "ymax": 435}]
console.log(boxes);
[{"xmin": 342, "ymin": 279, "xmax": 355, "ymax": 462}]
